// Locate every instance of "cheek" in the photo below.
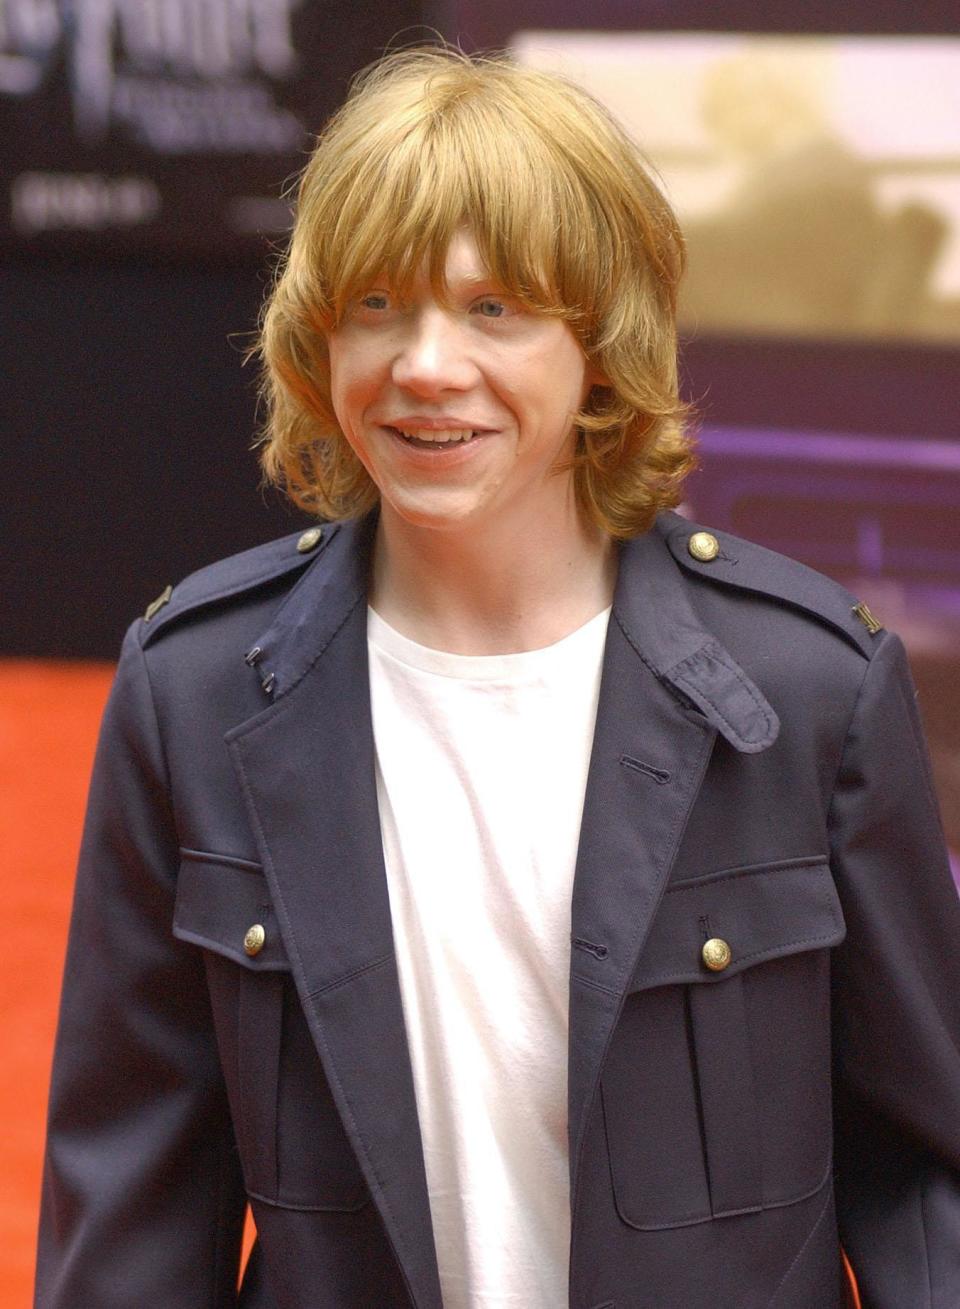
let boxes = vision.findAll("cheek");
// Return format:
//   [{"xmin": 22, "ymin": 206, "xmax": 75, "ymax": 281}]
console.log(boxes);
[
  {"xmin": 327, "ymin": 354, "xmax": 370, "ymax": 432},
  {"xmin": 542, "ymin": 331, "xmax": 592, "ymax": 404}
]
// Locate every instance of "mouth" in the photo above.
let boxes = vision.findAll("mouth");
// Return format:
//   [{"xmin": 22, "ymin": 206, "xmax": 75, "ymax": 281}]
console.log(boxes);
[{"xmin": 386, "ymin": 425, "xmax": 488, "ymax": 451}]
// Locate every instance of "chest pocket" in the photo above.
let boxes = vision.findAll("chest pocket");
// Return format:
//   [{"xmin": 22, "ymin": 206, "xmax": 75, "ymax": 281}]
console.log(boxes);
[
  {"xmin": 174, "ymin": 852, "xmax": 368, "ymax": 1213},
  {"xmin": 600, "ymin": 856, "xmax": 845, "ymax": 1230}
]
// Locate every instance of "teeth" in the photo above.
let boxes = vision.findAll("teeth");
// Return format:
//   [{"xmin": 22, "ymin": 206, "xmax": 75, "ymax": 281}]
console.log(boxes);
[{"xmin": 395, "ymin": 427, "xmax": 476, "ymax": 444}]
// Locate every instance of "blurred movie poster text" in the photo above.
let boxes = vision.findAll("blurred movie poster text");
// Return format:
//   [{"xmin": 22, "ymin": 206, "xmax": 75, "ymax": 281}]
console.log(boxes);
[{"xmin": 0, "ymin": 0, "xmax": 422, "ymax": 259}]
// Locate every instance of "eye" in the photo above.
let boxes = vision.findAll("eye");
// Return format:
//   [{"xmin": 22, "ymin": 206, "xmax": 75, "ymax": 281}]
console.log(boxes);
[
  {"xmin": 359, "ymin": 292, "xmax": 389, "ymax": 311},
  {"xmin": 472, "ymin": 296, "xmax": 508, "ymax": 319}
]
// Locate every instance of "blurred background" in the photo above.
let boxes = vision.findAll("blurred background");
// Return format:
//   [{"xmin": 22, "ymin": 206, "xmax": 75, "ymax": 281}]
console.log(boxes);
[{"xmin": 2, "ymin": 0, "xmax": 958, "ymax": 1302}]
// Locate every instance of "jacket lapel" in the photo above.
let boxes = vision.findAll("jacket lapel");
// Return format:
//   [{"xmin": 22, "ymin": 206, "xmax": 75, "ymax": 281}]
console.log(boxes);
[
  {"xmin": 226, "ymin": 516, "xmax": 443, "ymax": 1309},
  {"xmin": 567, "ymin": 519, "xmax": 780, "ymax": 1195}
]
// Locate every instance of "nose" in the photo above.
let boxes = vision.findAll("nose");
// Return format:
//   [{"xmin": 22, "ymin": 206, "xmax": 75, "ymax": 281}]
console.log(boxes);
[{"xmin": 391, "ymin": 308, "xmax": 478, "ymax": 397}]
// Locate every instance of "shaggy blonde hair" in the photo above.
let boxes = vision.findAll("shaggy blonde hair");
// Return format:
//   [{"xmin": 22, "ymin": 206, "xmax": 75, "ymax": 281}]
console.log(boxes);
[{"xmin": 258, "ymin": 46, "xmax": 695, "ymax": 537}]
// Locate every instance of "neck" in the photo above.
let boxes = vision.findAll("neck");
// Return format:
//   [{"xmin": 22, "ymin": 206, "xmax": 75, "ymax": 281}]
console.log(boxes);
[{"xmin": 369, "ymin": 498, "xmax": 617, "ymax": 655}]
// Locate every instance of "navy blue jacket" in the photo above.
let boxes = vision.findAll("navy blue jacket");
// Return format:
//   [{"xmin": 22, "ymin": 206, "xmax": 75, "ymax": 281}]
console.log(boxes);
[{"xmin": 36, "ymin": 511, "xmax": 960, "ymax": 1308}]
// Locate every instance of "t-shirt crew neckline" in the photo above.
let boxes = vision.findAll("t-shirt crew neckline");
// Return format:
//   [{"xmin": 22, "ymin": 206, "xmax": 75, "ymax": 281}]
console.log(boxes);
[{"xmin": 366, "ymin": 604, "xmax": 613, "ymax": 682}]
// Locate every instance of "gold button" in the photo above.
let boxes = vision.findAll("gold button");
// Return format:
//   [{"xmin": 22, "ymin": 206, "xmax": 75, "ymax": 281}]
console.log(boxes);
[
  {"xmin": 688, "ymin": 531, "xmax": 720, "ymax": 562},
  {"xmin": 702, "ymin": 937, "xmax": 732, "ymax": 972},
  {"xmin": 243, "ymin": 924, "xmax": 266, "ymax": 957},
  {"xmin": 297, "ymin": 527, "xmax": 323, "ymax": 553}
]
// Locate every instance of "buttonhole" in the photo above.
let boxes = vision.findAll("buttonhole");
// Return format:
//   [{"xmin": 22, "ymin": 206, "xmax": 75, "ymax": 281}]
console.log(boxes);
[
  {"xmin": 572, "ymin": 936, "xmax": 609, "ymax": 960},
  {"xmin": 698, "ymin": 914, "xmax": 711, "ymax": 942},
  {"xmin": 620, "ymin": 755, "xmax": 671, "ymax": 784}
]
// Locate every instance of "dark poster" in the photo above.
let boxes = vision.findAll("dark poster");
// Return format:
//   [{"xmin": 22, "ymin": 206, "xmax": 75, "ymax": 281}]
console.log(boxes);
[{"xmin": 0, "ymin": 0, "xmax": 423, "ymax": 259}]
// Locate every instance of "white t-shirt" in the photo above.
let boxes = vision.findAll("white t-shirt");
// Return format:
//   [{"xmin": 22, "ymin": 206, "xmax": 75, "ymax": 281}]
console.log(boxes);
[{"xmin": 367, "ymin": 605, "xmax": 609, "ymax": 1309}]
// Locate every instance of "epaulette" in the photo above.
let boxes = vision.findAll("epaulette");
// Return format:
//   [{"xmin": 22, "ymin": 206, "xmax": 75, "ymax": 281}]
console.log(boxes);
[
  {"xmin": 139, "ymin": 524, "xmax": 335, "ymax": 648},
  {"xmin": 656, "ymin": 512, "xmax": 883, "ymax": 659}
]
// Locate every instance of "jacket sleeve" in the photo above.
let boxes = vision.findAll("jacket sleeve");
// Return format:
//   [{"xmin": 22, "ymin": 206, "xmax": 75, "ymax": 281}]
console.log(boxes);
[
  {"xmin": 829, "ymin": 630, "xmax": 960, "ymax": 1308},
  {"xmin": 35, "ymin": 623, "xmax": 246, "ymax": 1307}
]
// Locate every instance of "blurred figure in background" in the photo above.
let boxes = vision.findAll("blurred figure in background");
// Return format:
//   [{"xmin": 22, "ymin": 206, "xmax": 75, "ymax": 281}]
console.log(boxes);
[{"xmin": 682, "ymin": 46, "xmax": 946, "ymax": 337}]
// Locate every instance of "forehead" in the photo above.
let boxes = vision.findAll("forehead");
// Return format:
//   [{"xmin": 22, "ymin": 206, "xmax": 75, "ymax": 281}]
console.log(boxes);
[
  {"xmin": 377, "ymin": 231, "xmax": 499, "ymax": 291},
  {"xmin": 438, "ymin": 232, "xmax": 491, "ymax": 280}
]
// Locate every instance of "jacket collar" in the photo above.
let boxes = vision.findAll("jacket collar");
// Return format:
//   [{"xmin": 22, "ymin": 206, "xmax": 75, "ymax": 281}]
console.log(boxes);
[{"xmin": 246, "ymin": 511, "xmax": 779, "ymax": 756}]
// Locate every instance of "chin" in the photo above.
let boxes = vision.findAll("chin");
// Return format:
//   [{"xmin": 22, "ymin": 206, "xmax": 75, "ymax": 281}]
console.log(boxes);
[{"xmin": 383, "ymin": 491, "xmax": 492, "ymax": 533}]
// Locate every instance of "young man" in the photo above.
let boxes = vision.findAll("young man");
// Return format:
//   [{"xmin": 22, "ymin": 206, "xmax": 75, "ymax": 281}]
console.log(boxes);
[{"xmin": 37, "ymin": 48, "xmax": 960, "ymax": 1309}]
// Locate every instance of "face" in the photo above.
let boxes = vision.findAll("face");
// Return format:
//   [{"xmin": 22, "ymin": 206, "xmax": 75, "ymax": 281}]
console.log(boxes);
[{"xmin": 325, "ymin": 230, "xmax": 598, "ymax": 540}]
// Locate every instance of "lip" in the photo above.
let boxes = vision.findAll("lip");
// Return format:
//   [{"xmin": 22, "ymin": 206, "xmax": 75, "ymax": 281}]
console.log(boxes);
[
  {"xmin": 383, "ymin": 417, "xmax": 496, "ymax": 432},
  {"xmin": 379, "ymin": 423, "xmax": 496, "ymax": 462}
]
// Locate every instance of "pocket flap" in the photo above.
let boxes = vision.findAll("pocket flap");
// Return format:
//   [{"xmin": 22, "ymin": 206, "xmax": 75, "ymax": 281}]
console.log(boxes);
[
  {"xmin": 631, "ymin": 857, "xmax": 844, "ymax": 990},
  {"xmin": 174, "ymin": 851, "xmax": 290, "ymax": 971}
]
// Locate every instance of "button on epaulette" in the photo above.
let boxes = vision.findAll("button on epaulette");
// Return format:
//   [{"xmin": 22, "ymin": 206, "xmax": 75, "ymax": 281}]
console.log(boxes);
[
  {"xmin": 144, "ymin": 584, "xmax": 173, "ymax": 621},
  {"xmin": 688, "ymin": 531, "xmax": 720, "ymax": 562},
  {"xmin": 297, "ymin": 527, "xmax": 323, "ymax": 553}
]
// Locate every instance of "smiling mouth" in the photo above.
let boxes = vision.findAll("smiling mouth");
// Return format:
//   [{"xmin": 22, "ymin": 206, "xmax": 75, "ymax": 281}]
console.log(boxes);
[{"xmin": 388, "ymin": 426, "xmax": 485, "ymax": 450}]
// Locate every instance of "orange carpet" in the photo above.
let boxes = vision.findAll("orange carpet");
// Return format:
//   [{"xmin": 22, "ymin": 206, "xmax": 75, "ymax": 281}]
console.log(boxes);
[
  {"xmin": 0, "ymin": 660, "xmax": 254, "ymax": 1307},
  {"xmin": 0, "ymin": 661, "xmax": 114, "ymax": 1308}
]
